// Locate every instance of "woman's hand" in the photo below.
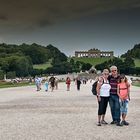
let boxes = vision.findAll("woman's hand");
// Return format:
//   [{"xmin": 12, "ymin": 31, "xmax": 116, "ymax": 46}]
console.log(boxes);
[{"xmin": 97, "ymin": 96, "xmax": 101, "ymax": 102}]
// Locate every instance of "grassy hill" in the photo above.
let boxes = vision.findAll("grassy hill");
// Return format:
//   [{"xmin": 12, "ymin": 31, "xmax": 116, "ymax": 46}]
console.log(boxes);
[
  {"xmin": 72, "ymin": 57, "xmax": 110, "ymax": 66},
  {"xmin": 134, "ymin": 59, "xmax": 140, "ymax": 67},
  {"xmin": 33, "ymin": 57, "xmax": 140, "ymax": 70},
  {"xmin": 72, "ymin": 57, "xmax": 140, "ymax": 67},
  {"xmin": 33, "ymin": 62, "xmax": 52, "ymax": 69}
]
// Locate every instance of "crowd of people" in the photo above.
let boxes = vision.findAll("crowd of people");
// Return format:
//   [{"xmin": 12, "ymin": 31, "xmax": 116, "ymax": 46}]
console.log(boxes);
[
  {"xmin": 34, "ymin": 75, "xmax": 85, "ymax": 92},
  {"xmin": 34, "ymin": 65, "xmax": 131, "ymax": 127}
]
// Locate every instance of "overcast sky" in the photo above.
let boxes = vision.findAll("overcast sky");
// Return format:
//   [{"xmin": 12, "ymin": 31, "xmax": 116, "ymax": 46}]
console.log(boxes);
[{"xmin": 0, "ymin": 0, "xmax": 140, "ymax": 56}]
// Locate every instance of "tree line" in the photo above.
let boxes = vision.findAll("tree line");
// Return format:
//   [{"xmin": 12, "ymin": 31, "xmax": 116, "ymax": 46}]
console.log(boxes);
[
  {"xmin": 0, "ymin": 43, "xmax": 92, "ymax": 79},
  {"xmin": 0, "ymin": 43, "xmax": 140, "ymax": 79},
  {"xmin": 95, "ymin": 44, "xmax": 140, "ymax": 75}
]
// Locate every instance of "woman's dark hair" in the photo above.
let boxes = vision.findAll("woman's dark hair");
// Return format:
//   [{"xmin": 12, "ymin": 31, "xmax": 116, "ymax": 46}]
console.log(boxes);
[{"xmin": 118, "ymin": 74, "xmax": 128, "ymax": 83}]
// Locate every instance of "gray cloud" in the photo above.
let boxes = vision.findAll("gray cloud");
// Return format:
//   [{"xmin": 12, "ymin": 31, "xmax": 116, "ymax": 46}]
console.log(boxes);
[
  {"xmin": 0, "ymin": 15, "xmax": 8, "ymax": 21},
  {"xmin": 0, "ymin": 0, "xmax": 140, "ymax": 29},
  {"xmin": 38, "ymin": 19, "xmax": 53, "ymax": 27}
]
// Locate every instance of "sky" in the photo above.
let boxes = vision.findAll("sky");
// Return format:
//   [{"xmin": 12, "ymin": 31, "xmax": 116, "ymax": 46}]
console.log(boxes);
[{"xmin": 0, "ymin": 0, "xmax": 140, "ymax": 57}]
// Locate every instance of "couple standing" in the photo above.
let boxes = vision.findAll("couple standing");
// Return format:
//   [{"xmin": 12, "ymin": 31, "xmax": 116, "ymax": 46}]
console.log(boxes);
[{"xmin": 96, "ymin": 66, "xmax": 130, "ymax": 126}]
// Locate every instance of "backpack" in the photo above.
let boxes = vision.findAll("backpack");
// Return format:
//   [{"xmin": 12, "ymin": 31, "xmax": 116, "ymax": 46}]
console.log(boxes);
[
  {"xmin": 91, "ymin": 81, "xmax": 98, "ymax": 96},
  {"xmin": 91, "ymin": 77, "xmax": 104, "ymax": 96}
]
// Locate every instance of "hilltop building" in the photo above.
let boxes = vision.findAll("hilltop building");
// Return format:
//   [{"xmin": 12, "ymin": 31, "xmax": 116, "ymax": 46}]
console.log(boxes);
[{"xmin": 75, "ymin": 48, "xmax": 114, "ymax": 58}]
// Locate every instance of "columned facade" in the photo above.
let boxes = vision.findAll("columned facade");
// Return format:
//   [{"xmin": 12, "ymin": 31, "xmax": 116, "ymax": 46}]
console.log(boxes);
[{"xmin": 75, "ymin": 49, "xmax": 113, "ymax": 58}]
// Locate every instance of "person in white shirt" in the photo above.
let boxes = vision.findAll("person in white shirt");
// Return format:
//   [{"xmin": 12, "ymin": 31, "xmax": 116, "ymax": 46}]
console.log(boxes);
[{"xmin": 96, "ymin": 69, "xmax": 111, "ymax": 126}]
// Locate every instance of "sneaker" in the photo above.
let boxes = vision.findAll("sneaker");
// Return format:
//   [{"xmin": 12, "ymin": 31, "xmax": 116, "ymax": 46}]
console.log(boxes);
[
  {"xmin": 110, "ymin": 121, "xmax": 117, "ymax": 124},
  {"xmin": 101, "ymin": 120, "xmax": 108, "ymax": 124},
  {"xmin": 116, "ymin": 122, "xmax": 123, "ymax": 126},
  {"xmin": 97, "ymin": 122, "xmax": 101, "ymax": 126},
  {"xmin": 121, "ymin": 121, "xmax": 124, "ymax": 126},
  {"xmin": 123, "ymin": 120, "xmax": 129, "ymax": 125}
]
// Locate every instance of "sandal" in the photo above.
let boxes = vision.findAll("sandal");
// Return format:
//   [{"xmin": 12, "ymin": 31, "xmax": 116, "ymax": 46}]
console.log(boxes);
[
  {"xmin": 97, "ymin": 122, "xmax": 101, "ymax": 126},
  {"xmin": 101, "ymin": 120, "xmax": 108, "ymax": 124}
]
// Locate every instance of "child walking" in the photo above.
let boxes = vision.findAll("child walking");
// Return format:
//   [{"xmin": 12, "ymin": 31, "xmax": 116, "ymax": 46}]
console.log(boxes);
[
  {"xmin": 45, "ymin": 80, "xmax": 49, "ymax": 92},
  {"xmin": 117, "ymin": 74, "xmax": 130, "ymax": 125}
]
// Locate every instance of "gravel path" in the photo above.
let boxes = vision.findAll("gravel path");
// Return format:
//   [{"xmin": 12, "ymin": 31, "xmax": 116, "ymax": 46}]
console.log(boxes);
[{"xmin": 0, "ymin": 81, "xmax": 140, "ymax": 140}]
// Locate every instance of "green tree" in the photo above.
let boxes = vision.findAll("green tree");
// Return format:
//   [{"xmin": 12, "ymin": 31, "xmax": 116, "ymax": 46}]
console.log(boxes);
[
  {"xmin": 6, "ymin": 71, "xmax": 16, "ymax": 79},
  {"xmin": 124, "ymin": 56, "xmax": 135, "ymax": 68},
  {"xmin": 81, "ymin": 63, "xmax": 92, "ymax": 72},
  {"xmin": 20, "ymin": 43, "xmax": 49, "ymax": 64},
  {"xmin": 47, "ymin": 44, "xmax": 67, "ymax": 65},
  {"xmin": 121, "ymin": 43, "xmax": 140, "ymax": 59},
  {"xmin": 0, "ymin": 70, "xmax": 4, "ymax": 80}
]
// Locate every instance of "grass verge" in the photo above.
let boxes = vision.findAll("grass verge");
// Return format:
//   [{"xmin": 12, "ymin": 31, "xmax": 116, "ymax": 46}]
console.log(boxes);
[{"xmin": 0, "ymin": 82, "xmax": 34, "ymax": 88}]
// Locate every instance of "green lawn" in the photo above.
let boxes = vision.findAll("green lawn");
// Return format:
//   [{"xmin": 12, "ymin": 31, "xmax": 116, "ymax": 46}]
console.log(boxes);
[
  {"xmin": 134, "ymin": 59, "xmax": 140, "ymax": 67},
  {"xmin": 0, "ymin": 82, "xmax": 34, "ymax": 88},
  {"xmin": 73, "ymin": 57, "xmax": 140, "ymax": 67},
  {"xmin": 33, "ymin": 57, "xmax": 140, "ymax": 70},
  {"xmin": 132, "ymin": 82, "xmax": 140, "ymax": 87},
  {"xmin": 72, "ymin": 57, "xmax": 111, "ymax": 66},
  {"xmin": 33, "ymin": 62, "xmax": 52, "ymax": 69}
]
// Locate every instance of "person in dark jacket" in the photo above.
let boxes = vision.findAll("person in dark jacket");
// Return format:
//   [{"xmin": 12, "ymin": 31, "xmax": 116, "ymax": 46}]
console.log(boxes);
[{"xmin": 76, "ymin": 77, "xmax": 81, "ymax": 91}]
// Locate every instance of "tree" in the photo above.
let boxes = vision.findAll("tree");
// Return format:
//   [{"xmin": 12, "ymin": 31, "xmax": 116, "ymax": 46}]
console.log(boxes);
[
  {"xmin": 124, "ymin": 56, "xmax": 135, "ymax": 68},
  {"xmin": 47, "ymin": 44, "xmax": 67, "ymax": 65},
  {"xmin": 81, "ymin": 63, "xmax": 92, "ymax": 72},
  {"xmin": 45, "ymin": 62, "xmax": 72, "ymax": 74},
  {"xmin": 21, "ymin": 43, "xmax": 49, "ymax": 64},
  {"xmin": 121, "ymin": 43, "xmax": 140, "ymax": 59},
  {"xmin": 0, "ymin": 70, "xmax": 4, "ymax": 80}
]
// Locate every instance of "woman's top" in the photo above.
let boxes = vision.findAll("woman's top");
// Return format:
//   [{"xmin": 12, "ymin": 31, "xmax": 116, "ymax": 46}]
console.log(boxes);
[
  {"xmin": 99, "ymin": 78, "xmax": 111, "ymax": 97},
  {"xmin": 118, "ymin": 82, "xmax": 129, "ymax": 100},
  {"xmin": 66, "ymin": 79, "xmax": 71, "ymax": 85}
]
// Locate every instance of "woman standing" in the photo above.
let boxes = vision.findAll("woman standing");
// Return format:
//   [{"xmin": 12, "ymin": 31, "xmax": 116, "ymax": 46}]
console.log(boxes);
[
  {"xmin": 96, "ymin": 69, "xmax": 111, "ymax": 126},
  {"xmin": 117, "ymin": 74, "xmax": 130, "ymax": 125}
]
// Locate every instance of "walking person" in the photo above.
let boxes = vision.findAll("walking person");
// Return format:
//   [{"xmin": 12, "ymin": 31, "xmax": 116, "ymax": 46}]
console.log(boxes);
[
  {"xmin": 108, "ymin": 65, "xmax": 122, "ymax": 126},
  {"xmin": 96, "ymin": 69, "xmax": 111, "ymax": 126},
  {"xmin": 35, "ymin": 76, "xmax": 40, "ymax": 91},
  {"xmin": 76, "ymin": 77, "xmax": 81, "ymax": 91},
  {"xmin": 45, "ymin": 79, "xmax": 49, "ymax": 92},
  {"xmin": 117, "ymin": 74, "xmax": 130, "ymax": 125},
  {"xmin": 49, "ymin": 76, "xmax": 55, "ymax": 92},
  {"xmin": 55, "ymin": 77, "xmax": 59, "ymax": 90},
  {"xmin": 66, "ymin": 77, "xmax": 71, "ymax": 91},
  {"xmin": 38, "ymin": 76, "xmax": 42, "ymax": 90}
]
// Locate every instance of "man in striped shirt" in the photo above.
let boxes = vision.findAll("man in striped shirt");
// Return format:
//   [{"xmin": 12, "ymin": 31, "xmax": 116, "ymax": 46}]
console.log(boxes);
[{"xmin": 108, "ymin": 65, "xmax": 122, "ymax": 126}]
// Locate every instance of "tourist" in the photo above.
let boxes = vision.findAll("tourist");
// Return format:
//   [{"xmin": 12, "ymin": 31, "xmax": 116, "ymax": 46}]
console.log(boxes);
[
  {"xmin": 45, "ymin": 79, "xmax": 49, "ymax": 92},
  {"xmin": 55, "ymin": 77, "xmax": 59, "ymax": 90},
  {"xmin": 35, "ymin": 76, "xmax": 40, "ymax": 91},
  {"xmin": 108, "ymin": 65, "xmax": 122, "ymax": 126},
  {"xmin": 49, "ymin": 76, "xmax": 55, "ymax": 92},
  {"xmin": 117, "ymin": 74, "xmax": 130, "ymax": 125},
  {"xmin": 96, "ymin": 69, "xmax": 111, "ymax": 126},
  {"xmin": 38, "ymin": 76, "xmax": 42, "ymax": 90},
  {"xmin": 66, "ymin": 77, "xmax": 71, "ymax": 91},
  {"xmin": 76, "ymin": 77, "xmax": 81, "ymax": 90}
]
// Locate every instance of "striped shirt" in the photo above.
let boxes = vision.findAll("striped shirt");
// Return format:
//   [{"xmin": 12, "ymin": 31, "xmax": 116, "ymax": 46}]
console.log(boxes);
[{"xmin": 108, "ymin": 75, "xmax": 120, "ymax": 95}]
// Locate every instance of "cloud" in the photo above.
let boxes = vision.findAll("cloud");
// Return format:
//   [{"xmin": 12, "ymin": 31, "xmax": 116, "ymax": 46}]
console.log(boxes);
[
  {"xmin": 0, "ymin": 0, "xmax": 140, "ymax": 29},
  {"xmin": 0, "ymin": 15, "xmax": 8, "ymax": 21},
  {"xmin": 38, "ymin": 19, "xmax": 53, "ymax": 27}
]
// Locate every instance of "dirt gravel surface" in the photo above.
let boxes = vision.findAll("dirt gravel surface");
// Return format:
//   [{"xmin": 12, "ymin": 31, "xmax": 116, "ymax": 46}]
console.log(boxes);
[{"xmin": 0, "ymin": 81, "xmax": 140, "ymax": 140}]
